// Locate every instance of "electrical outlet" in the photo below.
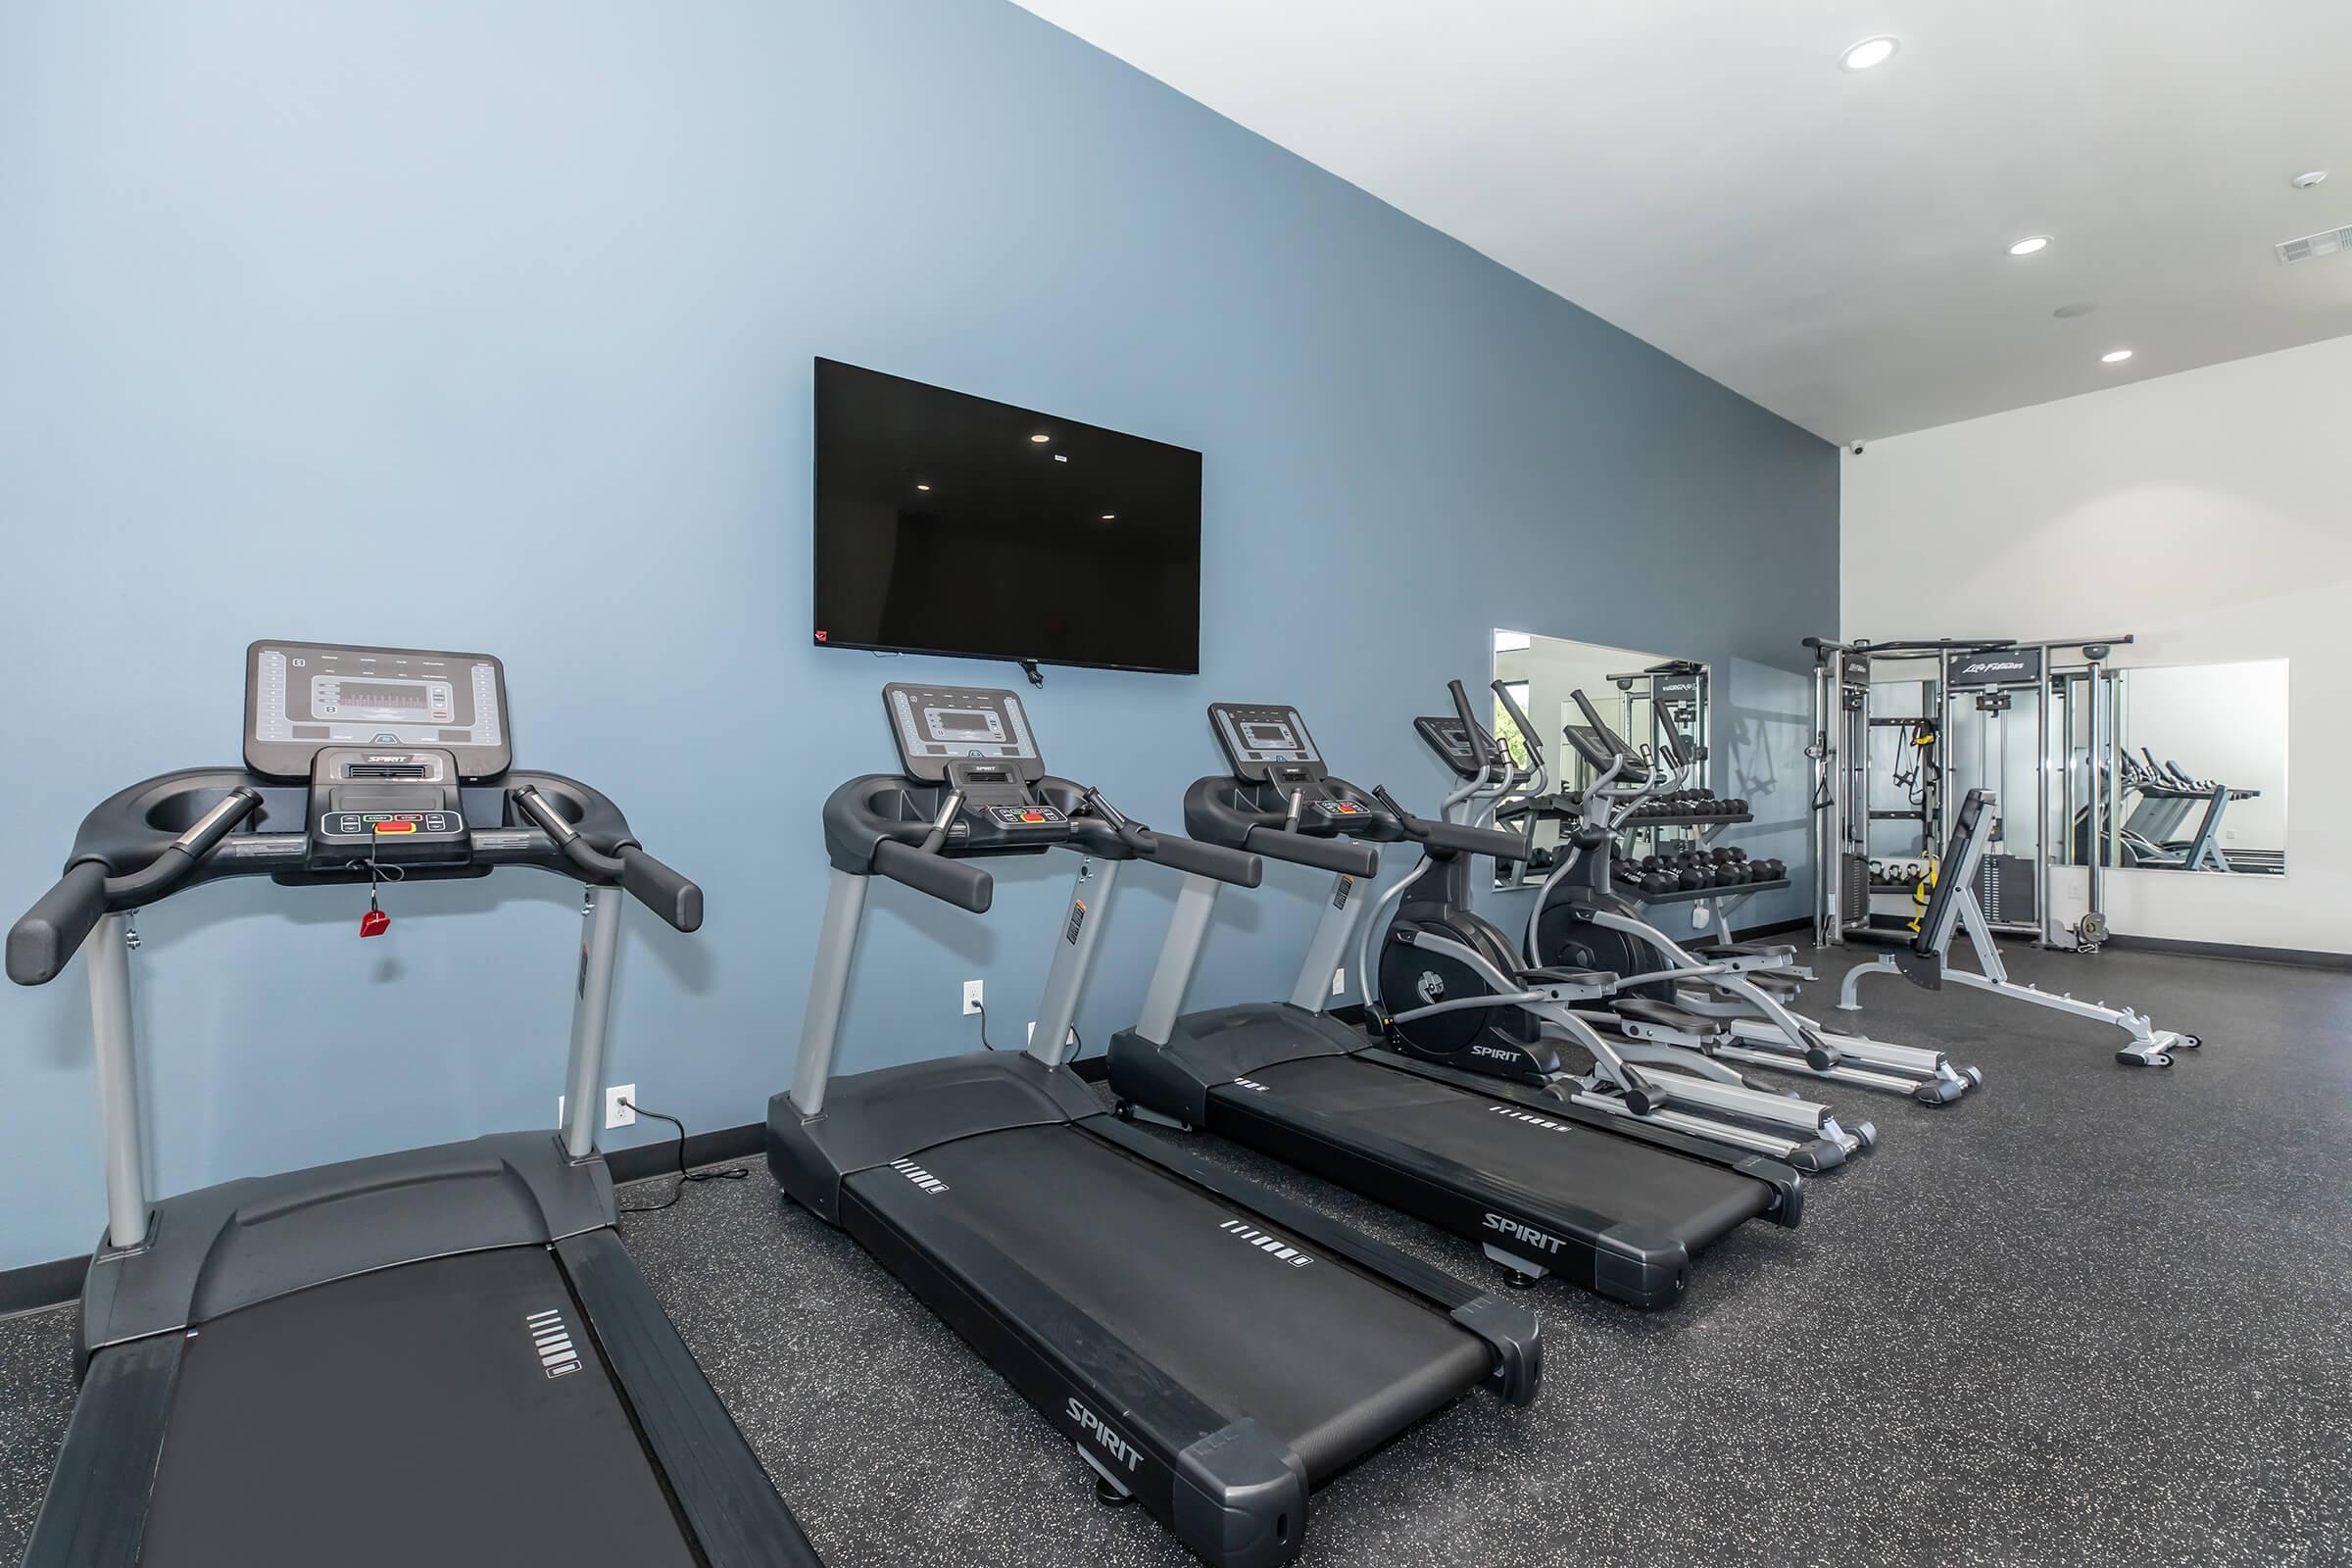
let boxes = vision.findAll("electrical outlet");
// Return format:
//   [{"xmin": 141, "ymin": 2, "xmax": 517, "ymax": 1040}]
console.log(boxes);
[
  {"xmin": 1332, "ymin": 968, "xmax": 1346, "ymax": 997},
  {"xmin": 963, "ymin": 979, "xmax": 985, "ymax": 1015},
  {"xmin": 606, "ymin": 1085, "xmax": 636, "ymax": 1129}
]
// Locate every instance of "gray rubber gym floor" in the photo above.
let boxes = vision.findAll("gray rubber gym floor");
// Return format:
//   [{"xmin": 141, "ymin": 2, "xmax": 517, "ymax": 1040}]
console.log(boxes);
[{"xmin": 4, "ymin": 942, "xmax": 2348, "ymax": 1566}]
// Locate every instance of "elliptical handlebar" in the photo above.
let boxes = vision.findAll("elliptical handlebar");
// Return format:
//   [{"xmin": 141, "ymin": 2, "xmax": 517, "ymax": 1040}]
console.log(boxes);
[
  {"xmin": 1489, "ymin": 678, "xmax": 1544, "ymax": 769},
  {"xmin": 1446, "ymin": 680, "xmax": 1493, "ymax": 772}
]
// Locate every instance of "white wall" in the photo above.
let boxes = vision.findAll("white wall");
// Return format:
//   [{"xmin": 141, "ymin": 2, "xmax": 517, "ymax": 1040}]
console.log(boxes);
[{"xmin": 1841, "ymin": 332, "xmax": 2352, "ymax": 954}]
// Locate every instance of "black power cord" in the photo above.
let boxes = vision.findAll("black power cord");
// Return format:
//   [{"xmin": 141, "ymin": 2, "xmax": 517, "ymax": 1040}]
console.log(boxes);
[
  {"xmin": 615, "ymin": 1098, "xmax": 750, "ymax": 1214},
  {"xmin": 972, "ymin": 1001, "xmax": 1080, "ymax": 1056}
]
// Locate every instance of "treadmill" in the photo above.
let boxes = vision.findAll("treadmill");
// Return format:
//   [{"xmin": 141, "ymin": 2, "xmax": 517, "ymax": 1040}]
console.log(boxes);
[
  {"xmin": 6, "ymin": 640, "xmax": 818, "ymax": 1568},
  {"xmin": 1105, "ymin": 701, "xmax": 1804, "ymax": 1310},
  {"xmin": 767, "ymin": 683, "xmax": 1539, "ymax": 1568}
]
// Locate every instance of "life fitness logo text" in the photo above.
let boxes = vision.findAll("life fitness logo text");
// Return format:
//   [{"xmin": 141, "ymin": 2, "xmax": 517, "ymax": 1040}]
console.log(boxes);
[
  {"xmin": 1958, "ymin": 659, "xmax": 2027, "ymax": 677},
  {"xmin": 1068, "ymin": 1398, "xmax": 1142, "ymax": 1474}
]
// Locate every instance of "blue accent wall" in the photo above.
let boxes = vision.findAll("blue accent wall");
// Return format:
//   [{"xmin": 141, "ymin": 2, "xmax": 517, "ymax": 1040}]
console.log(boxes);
[{"xmin": 0, "ymin": 0, "xmax": 1835, "ymax": 1271}]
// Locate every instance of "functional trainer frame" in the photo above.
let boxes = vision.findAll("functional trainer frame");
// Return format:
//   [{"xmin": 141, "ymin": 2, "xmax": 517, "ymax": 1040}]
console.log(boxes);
[{"xmin": 1806, "ymin": 633, "xmax": 2133, "ymax": 952}]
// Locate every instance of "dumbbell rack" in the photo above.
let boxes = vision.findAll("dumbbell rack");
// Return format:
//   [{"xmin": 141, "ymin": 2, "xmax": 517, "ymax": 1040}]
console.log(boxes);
[{"xmin": 1639, "ymin": 877, "xmax": 1790, "ymax": 906}]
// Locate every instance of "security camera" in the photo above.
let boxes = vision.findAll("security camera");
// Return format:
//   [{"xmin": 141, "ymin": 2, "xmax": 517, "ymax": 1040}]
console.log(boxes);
[{"xmin": 1850, "ymin": 443, "xmax": 1865, "ymax": 456}]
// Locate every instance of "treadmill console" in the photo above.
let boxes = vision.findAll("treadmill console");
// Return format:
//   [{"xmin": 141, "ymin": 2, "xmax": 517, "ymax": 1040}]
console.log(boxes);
[
  {"xmin": 887, "ymin": 684, "xmax": 1045, "ymax": 782},
  {"xmin": 1209, "ymin": 704, "xmax": 1326, "ymax": 785},
  {"xmin": 247, "ymin": 640, "xmax": 510, "ymax": 781},
  {"xmin": 884, "ymin": 684, "xmax": 1068, "ymax": 845}
]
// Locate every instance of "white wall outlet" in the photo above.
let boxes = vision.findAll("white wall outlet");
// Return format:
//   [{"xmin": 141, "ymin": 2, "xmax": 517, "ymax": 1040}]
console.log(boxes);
[
  {"xmin": 963, "ymin": 979, "xmax": 985, "ymax": 1015},
  {"xmin": 1332, "ymin": 968, "xmax": 1347, "ymax": 997},
  {"xmin": 606, "ymin": 1085, "xmax": 636, "ymax": 1129}
]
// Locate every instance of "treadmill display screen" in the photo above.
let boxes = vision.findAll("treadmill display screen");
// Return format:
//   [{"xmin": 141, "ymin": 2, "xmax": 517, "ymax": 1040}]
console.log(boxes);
[{"xmin": 1241, "ymin": 721, "xmax": 1298, "ymax": 750}]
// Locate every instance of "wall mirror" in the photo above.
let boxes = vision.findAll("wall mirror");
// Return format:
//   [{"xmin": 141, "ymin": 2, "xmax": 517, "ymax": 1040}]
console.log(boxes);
[
  {"xmin": 1488, "ymin": 630, "xmax": 1723, "ymax": 892},
  {"xmin": 2097, "ymin": 660, "xmax": 2287, "ymax": 875}
]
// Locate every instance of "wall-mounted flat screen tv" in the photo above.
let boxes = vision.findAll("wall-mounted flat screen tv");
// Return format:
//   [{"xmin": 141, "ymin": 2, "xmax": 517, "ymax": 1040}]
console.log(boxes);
[{"xmin": 812, "ymin": 358, "xmax": 1202, "ymax": 675}]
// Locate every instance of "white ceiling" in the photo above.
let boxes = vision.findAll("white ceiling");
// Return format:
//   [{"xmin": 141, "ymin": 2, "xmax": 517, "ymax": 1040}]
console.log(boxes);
[{"xmin": 1014, "ymin": 0, "xmax": 2352, "ymax": 442}]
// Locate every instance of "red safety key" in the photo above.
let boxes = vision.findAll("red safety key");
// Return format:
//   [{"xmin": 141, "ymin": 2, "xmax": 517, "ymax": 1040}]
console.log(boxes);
[{"xmin": 360, "ymin": 843, "xmax": 391, "ymax": 937}]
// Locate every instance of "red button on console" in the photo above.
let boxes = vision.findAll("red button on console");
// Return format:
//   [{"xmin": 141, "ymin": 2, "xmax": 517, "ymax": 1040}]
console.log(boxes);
[{"xmin": 372, "ymin": 820, "xmax": 417, "ymax": 834}]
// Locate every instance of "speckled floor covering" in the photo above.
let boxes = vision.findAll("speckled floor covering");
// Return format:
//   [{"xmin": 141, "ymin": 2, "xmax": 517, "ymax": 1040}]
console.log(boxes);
[{"xmin": 4, "ymin": 943, "xmax": 2349, "ymax": 1567}]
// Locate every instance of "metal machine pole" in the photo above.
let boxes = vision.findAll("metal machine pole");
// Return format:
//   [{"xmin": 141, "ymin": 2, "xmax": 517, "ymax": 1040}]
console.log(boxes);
[
  {"xmin": 2035, "ymin": 656, "xmax": 2055, "ymax": 946},
  {"xmin": 790, "ymin": 868, "xmax": 870, "ymax": 1119},
  {"xmin": 1814, "ymin": 654, "xmax": 1839, "ymax": 948},
  {"xmin": 562, "ymin": 887, "xmax": 624, "ymax": 1159},
  {"xmin": 2087, "ymin": 656, "xmax": 2109, "ymax": 926},
  {"xmin": 1031, "ymin": 859, "xmax": 1120, "ymax": 1067},
  {"xmin": 88, "ymin": 913, "xmax": 151, "ymax": 1250},
  {"xmin": 1289, "ymin": 872, "xmax": 1370, "ymax": 1012},
  {"xmin": 1134, "ymin": 875, "xmax": 1221, "ymax": 1045}
]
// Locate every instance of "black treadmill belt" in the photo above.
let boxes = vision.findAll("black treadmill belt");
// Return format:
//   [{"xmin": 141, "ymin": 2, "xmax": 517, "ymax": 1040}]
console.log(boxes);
[
  {"xmin": 1225, "ymin": 1054, "xmax": 1769, "ymax": 1250},
  {"xmin": 852, "ymin": 1123, "xmax": 1489, "ymax": 1477},
  {"xmin": 140, "ymin": 1246, "xmax": 698, "ymax": 1568}
]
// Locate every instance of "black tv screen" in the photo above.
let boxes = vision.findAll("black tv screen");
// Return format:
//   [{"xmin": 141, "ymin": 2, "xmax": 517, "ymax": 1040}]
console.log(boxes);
[{"xmin": 812, "ymin": 359, "xmax": 1202, "ymax": 674}]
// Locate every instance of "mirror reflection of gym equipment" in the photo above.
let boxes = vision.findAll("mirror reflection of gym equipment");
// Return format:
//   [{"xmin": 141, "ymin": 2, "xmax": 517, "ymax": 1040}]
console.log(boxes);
[
  {"xmin": 1492, "ymin": 635, "xmax": 1741, "ymax": 874},
  {"xmin": 2073, "ymin": 661, "xmax": 2289, "ymax": 876}
]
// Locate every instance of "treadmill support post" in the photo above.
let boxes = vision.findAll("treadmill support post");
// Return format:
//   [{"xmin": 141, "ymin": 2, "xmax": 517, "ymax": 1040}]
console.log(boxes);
[
  {"xmin": 562, "ymin": 888, "xmax": 623, "ymax": 1159},
  {"xmin": 1286, "ymin": 872, "xmax": 1367, "ymax": 1015},
  {"xmin": 791, "ymin": 868, "xmax": 870, "ymax": 1119},
  {"xmin": 89, "ymin": 912, "xmax": 151, "ymax": 1250},
  {"xmin": 1134, "ymin": 873, "xmax": 1221, "ymax": 1046},
  {"xmin": 1030, "ymin": 858, "xmax": 1120, "ymax": 1067}
]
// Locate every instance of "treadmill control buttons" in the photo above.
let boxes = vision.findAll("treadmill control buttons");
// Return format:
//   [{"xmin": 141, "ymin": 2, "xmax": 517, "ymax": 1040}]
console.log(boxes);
[
  {"xmin": 986, "ymin": 805, "xmax": 1065, "ymax": 827},
  {"xmin": 322, "ymin": 810, "xmax": 461, "ymax": 837},
  {"xmin": 1313, "ymin": 800, "xmax": 1369, "ymax": 816}
]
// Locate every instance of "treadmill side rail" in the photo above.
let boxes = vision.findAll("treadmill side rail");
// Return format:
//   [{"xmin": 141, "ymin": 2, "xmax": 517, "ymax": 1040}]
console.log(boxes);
[
  {"xmin": 559, "ymin": 1232, "xmax": 824, "ymax": 1568},
  {"xmin": 19, "ymin": 1333, "xmax": 184, "ymax": 1568},
  {"xmin": 1087, "ymin": 1114, "xmax": 1544, "ymax": 1403},
  {"xmin": 843, "ymin": 1165, "xmax": 1310, "ymax": 1568}
]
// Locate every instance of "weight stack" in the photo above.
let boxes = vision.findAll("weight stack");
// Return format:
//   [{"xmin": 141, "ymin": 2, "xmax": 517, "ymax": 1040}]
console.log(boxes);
[
  {"xmin": 1842, "ymin": 854, "xmax": 1871, "ymax": 923},
  {"xmin": 1974, "ymin": 854, "xmax": 2037, "ymax": 923}
]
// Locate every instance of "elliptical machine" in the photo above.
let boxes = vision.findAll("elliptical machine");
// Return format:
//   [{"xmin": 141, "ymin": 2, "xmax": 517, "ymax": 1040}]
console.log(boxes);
[
  {"xmin": 1360, "ymin": 681, "xmax": 1862, "ymax": 1171},
  {"xmin": 1523, "ymin": 685, "xmax": 1980, "ymax": 1106}
]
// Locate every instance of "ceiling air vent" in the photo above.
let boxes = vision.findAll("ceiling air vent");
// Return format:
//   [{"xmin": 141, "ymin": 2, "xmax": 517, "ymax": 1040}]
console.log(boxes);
[{"xmin": 2275, "ymin": 224, "xmax": 2352, "ymax": 264}]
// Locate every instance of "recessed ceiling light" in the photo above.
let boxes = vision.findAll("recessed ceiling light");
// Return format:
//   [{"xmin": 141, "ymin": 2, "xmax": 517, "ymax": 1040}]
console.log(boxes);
[
  {"xmin": 2101, "ymin": 349, "xmax": 2134, "ymax": 364},
  {"xmin": 1100, "ymin": 514, "xmax": 1116, "ymax": 520},
  {"xmin": 914, "ymin": 482, "xmax": 931, "ymax": 491},
  {"xmin": 1839, "ymin": 35, "xmax": 1899, "ymax": 72},
  {"xmin": 2291, "ymin": 170, "xmax": 2328, "ymax": 190},
  {"xmin": 2007, "ymin": 235, "xmax": 2051, "ymax": 257},
  {"xmin": 1029, "ymin": 433, "xmax": 1051, "ymax": 443}
]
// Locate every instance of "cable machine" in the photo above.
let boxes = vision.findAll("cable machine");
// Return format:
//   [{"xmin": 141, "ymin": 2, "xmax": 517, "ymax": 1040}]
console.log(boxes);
[{"xmin": 1806, "ymin": 634, "xmax": 2132, "ymax": 953}]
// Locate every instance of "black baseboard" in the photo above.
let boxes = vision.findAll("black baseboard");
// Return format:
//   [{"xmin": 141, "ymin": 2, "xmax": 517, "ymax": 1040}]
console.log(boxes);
[
  {"xmin": 609, "ymin": 1119, "xmax": 766, "ymax": 1183},
  {"xmin": 2107, "ymin": 934, "xmax": 2352, "ymax": 971},
  {"xmin": 0, "ymin": 1253, "xmax": 86, "ymax": 1321}
]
